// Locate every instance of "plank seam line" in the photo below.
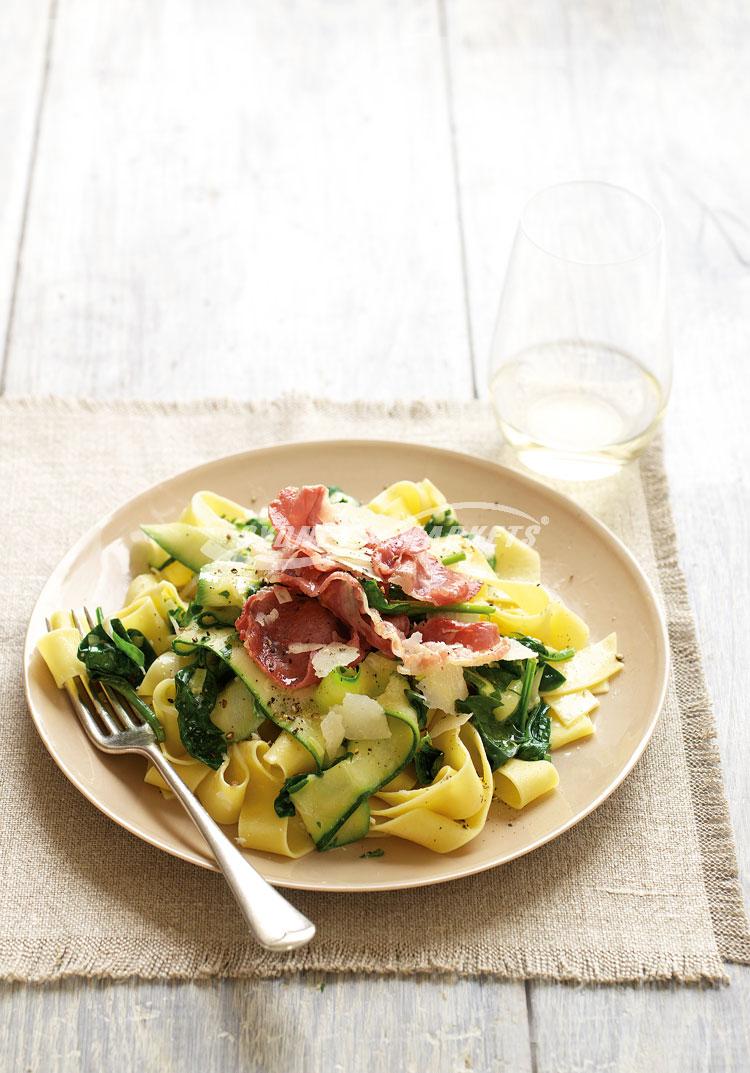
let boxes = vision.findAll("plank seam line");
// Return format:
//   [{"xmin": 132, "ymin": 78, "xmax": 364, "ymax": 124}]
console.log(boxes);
[
  {"xmin": 436, "ymin": 0, "xmax": 478, "ymax": 399},
  {"xmin": 525, "ymin": 979, "xmax": 539, "ymax": 1073},
  {"xmin": 0, "ymin": 0, "xmax": 59, "ymax": 396}
]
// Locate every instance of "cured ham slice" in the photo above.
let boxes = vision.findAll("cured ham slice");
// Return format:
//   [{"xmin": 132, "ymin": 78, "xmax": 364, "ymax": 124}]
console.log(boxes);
[
  {"xmin": 268, "ymin": 484, "xmax": 331, "ymax": 539},
  {"xmin": 236, "ymin": 586, "xmax": 362, "ymax": 690},
  {"xmin": 269, "ymin": 568, "xmax": 408, "ymax": 656},
  {"xmin": 267, "ymin": 485, "xmax": 338, "ymax": 570},
  {"xmin": 370, "ymin": 527, "xmax": 481, "ymax": 606},
  {"xmin": 417, "ymin": 618, "xmax": 501, "ymax": 649},
  {"xmin": 266, "ymin": 568, "xmax": 532, "ymax": 676},
  {"xmin": 398, "ymin": 617, "xmax": 536, "ymax": 676}
]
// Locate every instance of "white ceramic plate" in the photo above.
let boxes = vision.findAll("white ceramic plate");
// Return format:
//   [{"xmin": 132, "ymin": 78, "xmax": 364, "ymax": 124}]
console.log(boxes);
[{"xmin": 24, "ymin": 440, "xmax": 668, "ymax": 892}]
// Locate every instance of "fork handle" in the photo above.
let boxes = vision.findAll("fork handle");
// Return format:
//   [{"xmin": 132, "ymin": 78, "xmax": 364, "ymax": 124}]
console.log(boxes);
[{"xmin": 145, "ymin": 744, "xmax": 316, "ymax": 952}]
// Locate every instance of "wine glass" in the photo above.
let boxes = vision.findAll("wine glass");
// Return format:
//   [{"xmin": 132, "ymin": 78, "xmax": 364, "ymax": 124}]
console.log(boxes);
[{"xmin": 489, "ymin": 181, "xmax": 671, "ymax": 480}]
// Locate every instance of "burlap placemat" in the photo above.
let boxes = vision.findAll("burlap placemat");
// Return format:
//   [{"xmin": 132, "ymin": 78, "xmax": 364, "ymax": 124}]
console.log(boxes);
[{"xmin": 1, "ymin": 396, "xmax": 748, "ymax": 984}]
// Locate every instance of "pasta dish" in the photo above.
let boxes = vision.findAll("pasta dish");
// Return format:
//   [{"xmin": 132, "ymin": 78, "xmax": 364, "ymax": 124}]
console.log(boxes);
[{"xmin": 38, "ymin": 478, "xmax": 622, "ymax": 858}]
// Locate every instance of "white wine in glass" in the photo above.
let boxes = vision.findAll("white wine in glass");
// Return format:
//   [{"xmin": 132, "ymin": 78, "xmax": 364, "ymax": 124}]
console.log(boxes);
[{"xmin": 489, "ymin": 182, "xmax": 671, "ymax": 480}]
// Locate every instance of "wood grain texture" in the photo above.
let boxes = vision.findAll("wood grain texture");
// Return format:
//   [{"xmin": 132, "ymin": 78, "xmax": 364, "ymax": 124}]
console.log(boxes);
[
  {"xmin": 0, "ymin": 0, "xmax": 52, "ymax": 373},
  {"xmin": 444, "ymin": 0, "xmax": 750, "ymax": 1067},
  {"xmin": 2, "ymin": 0, "xmax": 472, "ymax": 401},
  {"xmin": 0, "ymin": 976, "xmax": 532, "ymax": 1073}
]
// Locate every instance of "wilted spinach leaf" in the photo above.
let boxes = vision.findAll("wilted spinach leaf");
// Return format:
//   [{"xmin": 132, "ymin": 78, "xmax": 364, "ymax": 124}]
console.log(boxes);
[
  {"xmin": 174, "ymin": 664, "xmax": 226, "ymax": 769},
  {"xmin": 414, "ymin": 735, "xmax": 444, "ymax": 786},
  {"xmin": 458, "ymin": 657, "xmax": 551, "ymax": 770}
]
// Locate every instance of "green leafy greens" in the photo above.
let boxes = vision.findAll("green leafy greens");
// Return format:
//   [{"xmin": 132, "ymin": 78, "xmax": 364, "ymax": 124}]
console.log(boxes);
[
  {"xmin": 512, "ymin": 635, "xmax": 574, "ymax": 692},
  {"xmin": 231, "ymin": 515, "xmax": 273, "ymax": 539},
  {"xmin": 174, "ymin": 662, "xmax": 227, "ymax": 769},
  {"xmin": 457, "ymin": 655, "xmax": 551, "ymax": 770},
  {"xmin": 361, "ymin": 578, "xmax": 494, "ymax": 619},
  {"xmin": 414, "ymin": 735, "xmax": 444, "ymax": 785},
  {"xmin": 76, "ymin": 609, "xmax": 164, "ymax": 741},
  {"xmin": 327, "ymin": 485, "xmax": 360, "ymax": 507}
]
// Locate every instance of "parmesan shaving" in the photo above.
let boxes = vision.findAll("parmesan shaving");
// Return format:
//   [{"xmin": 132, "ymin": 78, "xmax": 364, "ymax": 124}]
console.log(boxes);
[
  {"xmin": 320, "ymin": 709, "xmax": 346, "ymax": 757},
  {"xmin": 310, "ymin": 643, "xmax": 360, "ymax": 679},
  {"xmin": 286, "ymin": 642, "xmax": 324, "ymax": 654},
  {"xmin": 428, "ymin": 708, "xmax": 473, "ymax": 740},
  {"xmin": 255, "ymin": 607, "xmax": 279, "ymax": 628},
  {"xmin": 328, "ymin": 693, "xmax": 391, "ymax": 741},
  {"xmin": 417, "ymin": 663, "xmax": 468, "ymax": 716},
  {"xmin": 274, "ymin": 586, "xmax": 292, "ymax": 604}
]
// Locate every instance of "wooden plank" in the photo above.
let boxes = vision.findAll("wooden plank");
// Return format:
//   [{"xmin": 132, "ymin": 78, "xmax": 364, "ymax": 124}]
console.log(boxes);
[
  {"xmin": 444, "ymin": 0, "xmax": 750, "ymax": 1066},
  {"xmin": 0, "ymin": 0, "xmax": 52, "ymax": 376},
  {"xmin": 2, "ymin": 0, "xmax": 472, "ymax": 401},
  {"xmin": 0, "ymin": 975, "xmax": 532, "ymax": 1073}
]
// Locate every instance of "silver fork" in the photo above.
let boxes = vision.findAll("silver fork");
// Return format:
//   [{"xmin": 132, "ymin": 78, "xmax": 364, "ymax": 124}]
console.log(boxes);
[{"xmin": 49, "ymin": 609, "xmax": 316, "ymax": 953}]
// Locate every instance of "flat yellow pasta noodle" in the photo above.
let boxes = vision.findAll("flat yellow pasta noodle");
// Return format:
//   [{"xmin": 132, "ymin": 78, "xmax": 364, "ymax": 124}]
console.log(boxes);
[
  {"xmin": 196, "ymin": 745, "xmax": 251, "ymax": 825},
  {"xmin": 367, "ymin": 478, "xmax": 447, "ymax": 521},
  {"xmin": 493, "ymin": 527, "xmax": 541, "ymax": 582},
  {"xmin": 484, "ymin": 579, "xmax": 590, "ymax": 651},
  {"xmin": 126, "ymin": 572, "xmax": 159, "ymax": 603},
  {"xmin": 115, "ymin": 596, "xmax": 172, "ymax": 655},
  {"xmin": 236, "ymin": 740, "xmax": 314, "ymax": 858},
  {"xmin": 432, "ymin": 534, "xmax": 499, "ymax": 586},
  {"xmin": 539, "ymin": 599, "xmax": 590, "ymax": 650},
  {"xmin": 542, "ymin": 633, "xmax": 621, "ymax": 697},
  {"xmin": 144, "ymin": 757, "xmax": 210, "ymax": 794},
  {"xmin": 493, "ymin": 758, "xmax": 559, "ymax": 809},
  {"xmin": 547, "ymin": 689, "xmax": 599, "ymax": 727},
  {"xmin": 37, "ymin": 626, "xmax": 85, "ymax": 687},
  {"xmin": 380, "ymin": 769, "xmax": 418, "ymax": 792},
  {"xmin": 126, "ymin": 574, "xmax": 187, "ymax": 620},
  {"xmin": 182, "ymin": 490, "xmax": 250, "ymax": 528},
  {"xmin": 264, "ymin": 731, "xmax": 317, "ymax": 778},
  {"xmin": 550, "ymin": 715, "xmax": 595, "ymax": 750},
  {"xmin": 369, "ymin": 725, "xmax": 492, "ymax": 853},
  {"xmin": 137, "ymin": 651, "xmax": 189, "ymax": 696}
]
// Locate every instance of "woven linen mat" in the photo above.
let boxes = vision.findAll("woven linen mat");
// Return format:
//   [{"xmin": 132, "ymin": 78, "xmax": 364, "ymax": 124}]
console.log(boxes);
[{"xmin": 1, "ymin": 396, "xmax": 748, "ymax": 985}]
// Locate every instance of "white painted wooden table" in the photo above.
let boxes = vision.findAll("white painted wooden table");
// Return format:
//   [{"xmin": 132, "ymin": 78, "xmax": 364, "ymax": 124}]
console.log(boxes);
[{"xmin": 1, "ymin": 2, "xmax": 748, "ymax": 1069}]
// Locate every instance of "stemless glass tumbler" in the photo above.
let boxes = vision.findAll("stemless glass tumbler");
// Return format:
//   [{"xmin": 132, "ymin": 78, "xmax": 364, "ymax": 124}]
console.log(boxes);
[{"xmin": 489, "ymin": 182, "xmax": 671, "ymax": 480}]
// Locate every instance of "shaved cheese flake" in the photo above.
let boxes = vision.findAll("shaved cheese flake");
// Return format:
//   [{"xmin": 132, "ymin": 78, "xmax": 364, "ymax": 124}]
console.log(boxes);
[
  {"xmin": 320, "ymin": 709, "xmax": 346, "ymax": 757},
  {"xmin": 428, "ymin": 708, "xmax": 473, "ymax": 740},
  {"xmin": 329, "ymin": 693, "xmax": 391, "ymax": 741},
  {"xmin": 542, "ymin": 634, "xmax": 621, "ymax": 697},
  {"xmin": 316, "ymin": 505, "xmax": 412, "ymax": 577},
  {"xmin": 311, "ymin": 643, "xmax": 360, "ymax": 679},
  {"xmin": 418, "ymin": 663, "xmax": 468, "ymax": 716},
  {"xmin": 254, "ymin": 607, "xmax": 279, "ymax": 628},
  {"xmin": 547, "ymin": 689, "xmax": 599, "ymax": 727},
  {"xmin": 286, "ymin": 642, "xmax": 324, "ymax": 654},
  {"xmin": 274, "ymin": 586, "xmax": 292, "ymax": 604}
]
